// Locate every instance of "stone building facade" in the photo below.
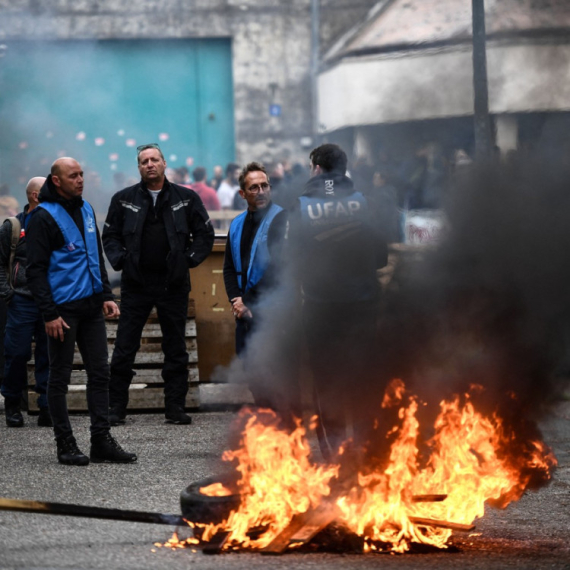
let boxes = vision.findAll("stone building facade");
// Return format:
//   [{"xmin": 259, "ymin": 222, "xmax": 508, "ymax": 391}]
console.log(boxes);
[{"xmin": 0, "ymin": 0, "xmax": 377, "ymax": 170}]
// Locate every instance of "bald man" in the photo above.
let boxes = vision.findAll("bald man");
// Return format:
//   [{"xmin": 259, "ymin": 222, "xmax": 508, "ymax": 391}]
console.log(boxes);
[
  {"xmin": 26, "ymin": 158, "xmax": 136, "ymax": 465},
  {"xmin": 0, "ymin": 177, "xmax": 50, "ymax": 428}
]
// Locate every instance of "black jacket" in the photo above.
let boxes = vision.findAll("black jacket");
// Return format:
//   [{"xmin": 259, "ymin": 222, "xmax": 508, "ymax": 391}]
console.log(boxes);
[
  {"xmin": 102, "ymin": 179, "xmax": 214, "ymax": 289},
  {"xmin": 290, "ymin": 171, "xmax": 388, "ymax": 304},
  {"xmin": 26, "ymin": 176, "xmax": 114, "ymax": 322},
  {"xmin": 0, "ymin": 207, "xmax": 32, "ymax": 302}
]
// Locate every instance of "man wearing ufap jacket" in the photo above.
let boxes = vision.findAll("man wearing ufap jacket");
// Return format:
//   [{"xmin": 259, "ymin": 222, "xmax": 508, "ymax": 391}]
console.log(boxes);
[{"xmin": 26, "ymin": 157, "xmax": 137, "ymax": 466}]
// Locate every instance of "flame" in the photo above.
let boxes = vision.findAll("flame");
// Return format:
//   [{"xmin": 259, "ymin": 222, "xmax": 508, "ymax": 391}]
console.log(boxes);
[
  {"xmin": 200, "ymin": 483, "xmax": 233, "ymax": 497},
  {"xmin": 172, "ymin": 382, "xmax": 556, "ymax": 553}
]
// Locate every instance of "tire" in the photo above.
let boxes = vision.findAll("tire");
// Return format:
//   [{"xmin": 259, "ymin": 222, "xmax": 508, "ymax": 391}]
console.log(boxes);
[{"xmin": 180, "ymin": 474, "xmax": 242, "ymax": 524}]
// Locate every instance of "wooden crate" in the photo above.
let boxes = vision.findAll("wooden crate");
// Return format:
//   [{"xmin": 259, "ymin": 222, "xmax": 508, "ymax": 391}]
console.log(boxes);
[{"xmin": 28, "ymin": 305, "xmax": 200, "ymax": 412}]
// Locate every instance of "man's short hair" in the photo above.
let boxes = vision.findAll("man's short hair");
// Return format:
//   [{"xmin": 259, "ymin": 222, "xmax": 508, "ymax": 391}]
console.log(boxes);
[
  {"xmin": 137, "ymin": 144, "xmax": 165, "ymax": 164},
  {"xmin": 238, "ymin": 162, "xmax": 269, "ymax": 191},
  {"xmin": 225, "ymin": 162, "xmax": 240, "ymax": 178},
  {"xmin": 309, "ymin": 143, "xmax": 348, "ymax": 174},
  {"xmin": 193, "ymin": 167, "xmax": 207, "ymax": 182}
]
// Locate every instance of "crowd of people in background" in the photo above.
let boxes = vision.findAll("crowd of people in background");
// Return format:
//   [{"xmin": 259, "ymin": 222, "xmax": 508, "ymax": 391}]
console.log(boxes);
[{"xmin": 0, "ymin": 138, "xmax": 477, "ymax": 465}]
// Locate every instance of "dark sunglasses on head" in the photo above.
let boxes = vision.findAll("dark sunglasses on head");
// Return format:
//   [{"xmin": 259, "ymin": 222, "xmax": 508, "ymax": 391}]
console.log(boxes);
[{"xmin": 137, "ymin": 143, "xmax": 161, "ymax": 152}]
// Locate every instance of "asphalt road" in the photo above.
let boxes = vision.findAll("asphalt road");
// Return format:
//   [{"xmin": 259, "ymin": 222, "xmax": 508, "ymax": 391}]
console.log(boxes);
[{"xmin": 0, "ymin": 402, "xmax": 569, "ymax": 570}]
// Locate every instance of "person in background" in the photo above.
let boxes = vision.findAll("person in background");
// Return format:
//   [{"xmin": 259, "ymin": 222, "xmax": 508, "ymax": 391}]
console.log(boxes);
[
  {"xmin": 209, "ymin": 165, "xmax": 224, "ymax": 191},
  {"xmin": 26, "ymin": 158, "xmax": 136, "ymax": 465},
  {"xmin": 217, "ymin": 163, "xmax": 240, "ymax": 210},
  {"xmin": 191, "ymin": 167, "xmax": 221, "ymax": 212},
  {"xmin": 0, "ymin": 177, "xmax": 50, "ymax": 428},
  {"xmin": 103, "ymin": 144, "xmax": 214, "ymax": 426}
]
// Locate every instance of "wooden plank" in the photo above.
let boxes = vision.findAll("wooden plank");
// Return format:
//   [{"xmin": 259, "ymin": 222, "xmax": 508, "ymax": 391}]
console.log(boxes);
[
  {"xmin": 29, "ymin": 340, "xmax": 198, "ymax": 366},
  {"xmin": 110, "ymin": 302, "xmax": 196, "ymax": 320},
  {"xmin": 28, "ymin": 385, "xmax": 200, "ymax": 412},
  {"xmin": 28, "ymin": 367, "xmax": 200, "ymax": 386},
  {"xmin": 408, "ymin": 516, "xmax": 475, "ymax": 532},
  {"xmin": 105, "ymin": 320, "xmax": 197, "ymax": 339},
  {"xmin": 261, "ymin": 506, "xmax": 336, "ymax": 555}
]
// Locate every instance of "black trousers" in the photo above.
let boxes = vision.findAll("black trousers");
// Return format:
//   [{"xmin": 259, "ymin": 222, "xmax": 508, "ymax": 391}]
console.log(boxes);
[
  {"xmin": 109, "ymin": 279, "xmax": 189, "ymax": 411},
  {"xmin": 48, "ymin": 303, "xmax": 110, "ymax": 439},
  {"xmin": 303, "ymin": 300, "xmax": 379, "ymax": 460}
]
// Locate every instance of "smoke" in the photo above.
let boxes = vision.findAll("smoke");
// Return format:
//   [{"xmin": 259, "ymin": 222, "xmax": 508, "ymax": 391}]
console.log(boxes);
[
  {"xmin": 218, "ymin": 154, "xmax": 570, "ymax": 457},
  {"xmin": 381, "ymin": 156, "xmax": 570, "ymax": 416}
]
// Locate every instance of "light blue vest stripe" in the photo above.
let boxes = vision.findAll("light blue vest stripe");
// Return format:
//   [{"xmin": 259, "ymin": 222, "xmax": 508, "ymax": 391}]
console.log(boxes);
[
  {"xmin": 39, "ymin": 201, "xmax": 103, "ymax": 305},
  {"xmin": 229, "ymin": 203, "xmax": 283, "ymax": 293}
]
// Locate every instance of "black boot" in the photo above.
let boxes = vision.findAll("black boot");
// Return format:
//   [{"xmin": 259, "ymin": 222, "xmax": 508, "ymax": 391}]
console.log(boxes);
[
  {"xmin": 56, "ymin": 434, "xmax": 89, "ymax": 466},
  {"xmin": 165, "ymin": 405, "xmax": 192, "ymax": 425},
  {"xmin": 109, "ymin": 406, "xmax": 126, "ymax": 427},
  {"xmin": 5, "ymin": 401, "xmax": 24, "ymax": 428},
  {"xmin": 37, "ymin": 408, "xmax": 53, "ymax": 427},
  {"xmin": 90, "ymin": 432, "xmax": 137, "ymax": 463}
]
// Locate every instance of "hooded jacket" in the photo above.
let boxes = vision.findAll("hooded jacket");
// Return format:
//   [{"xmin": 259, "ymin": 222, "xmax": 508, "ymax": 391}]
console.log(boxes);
[
  {"xmin": 292, "ymin": 171, "xmax": 387, "ymax": 304},
  {"xmin": 102, "ymin": 179, "xmax": 214, "ymax": 289},
  {"xmin": 25, "ymin": 176, "xmax": 113, "ymax": 322}
]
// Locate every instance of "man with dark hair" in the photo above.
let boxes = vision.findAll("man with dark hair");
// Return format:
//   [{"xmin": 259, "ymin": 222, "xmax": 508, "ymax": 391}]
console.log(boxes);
[
  {"xmin": 223, "ymin": 162, "xmax": 287, "ymax": 365},
  {"xmin": 103, "ymin": 143, "xmax": 214, "ymax": 426},
  {"xmin": 191, "ymin": 167, "xmax": 221, "ymax": 212},
  {"xmin": 0, "ymin": 177, "xmax": 50, "ymax": 428},
  {"xmin": 291, "ymin": 143, "xmax": 388, "ymax": 460},
  {"xmin": 26, "ymin": 158, "xmax": 136, "ymax": 465}
]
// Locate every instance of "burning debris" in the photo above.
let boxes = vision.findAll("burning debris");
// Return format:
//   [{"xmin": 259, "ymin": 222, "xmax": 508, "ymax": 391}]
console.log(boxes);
[{"xmin": 165, "ymin": 378, "xmax": 556, "ymax": 555}]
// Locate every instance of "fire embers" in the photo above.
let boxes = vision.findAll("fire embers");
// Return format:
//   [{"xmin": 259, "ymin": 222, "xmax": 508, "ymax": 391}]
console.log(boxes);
[{"xmin": 167, "ymin": 380, "xmax": 556, "ymax": 554}]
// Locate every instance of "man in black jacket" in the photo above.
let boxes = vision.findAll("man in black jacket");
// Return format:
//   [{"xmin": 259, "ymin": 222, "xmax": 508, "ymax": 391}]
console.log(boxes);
[
  {"xmin": 103, "ymin": 144, "xmax": 214, "ymax": 426},
  {"xmin": 290, "ymin": 144, "xmax": 388, "ymax": 461},
  {"xmin": 26, "ymin": 157, "xmax": 137, "ymax": 465},
  {"xmin": 0, "ymin": 177, "xmax": 50, "ymax": 428}
]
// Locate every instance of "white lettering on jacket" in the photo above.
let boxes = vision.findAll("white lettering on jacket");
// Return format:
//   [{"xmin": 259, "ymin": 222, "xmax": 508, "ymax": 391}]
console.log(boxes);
[
  {"xmin": 307, "ymin": 200, "xmax": 361, "ymax": 221},
  {"xmin": 172, "ymin": 200, "xmax": 190, "ymax": 212},
  {"xmin": 119, "ymin": 200, "xmax": 141, "ymax": 213}
]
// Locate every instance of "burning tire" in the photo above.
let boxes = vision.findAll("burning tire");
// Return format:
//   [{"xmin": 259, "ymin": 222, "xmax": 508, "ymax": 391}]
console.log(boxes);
[{"xmin": 180, "ymin": 475, "xmax": 241, "ymax": 524}]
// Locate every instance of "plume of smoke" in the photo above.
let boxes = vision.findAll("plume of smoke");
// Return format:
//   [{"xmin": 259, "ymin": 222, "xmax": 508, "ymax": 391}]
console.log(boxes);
[{"xmin": 217, "ymin": 154, "xmax": 570, "ymax": 469}]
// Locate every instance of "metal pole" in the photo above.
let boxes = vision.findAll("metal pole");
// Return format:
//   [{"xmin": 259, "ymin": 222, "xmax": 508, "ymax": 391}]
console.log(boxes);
[
  {"xmin": 310, "ymin": 0, "xmax": 320, "ymax": 143},
  {"xmin": 472, "ymin": 0, "xmax": 493, "ymax": 158}
]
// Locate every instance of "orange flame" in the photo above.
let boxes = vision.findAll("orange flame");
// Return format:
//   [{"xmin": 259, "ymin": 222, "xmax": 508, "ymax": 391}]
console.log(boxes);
[{"xmin": 173, "ymin": 382, "xmax": 556, "ymax": 553}]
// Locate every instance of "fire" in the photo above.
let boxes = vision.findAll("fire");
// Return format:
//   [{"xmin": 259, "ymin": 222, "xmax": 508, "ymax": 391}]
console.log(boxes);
[{"xmin": 171, "ymin": 380, "xmax": 557, "ymax": 553}]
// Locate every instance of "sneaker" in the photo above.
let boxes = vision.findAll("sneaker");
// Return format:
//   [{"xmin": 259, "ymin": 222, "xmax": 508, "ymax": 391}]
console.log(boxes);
[
  {"xmin": 5, "ymin": 404, "xmax": 24, "ymax": 428},
  {"xmin": 109, "ymin": 407, "xmax": 126, "ymax": 427},
  {"xmin": 90, "ymin": 432, "xmax": 137, "ymax": 463},
  {"xmin": 56, "ymin": 434, "xmax": 90, "ymax": 466},
  {"xmin": 37, "ymin": 408, "xmax": 53, "ymax": 427},
  {"xmin": 165, "ymin": 406, "xmax": 192, "ymax": 425}
]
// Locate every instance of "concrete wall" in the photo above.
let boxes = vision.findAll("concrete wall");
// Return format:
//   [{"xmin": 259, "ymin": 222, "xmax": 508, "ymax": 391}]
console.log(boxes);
[
  {"xmin": 0, "ymin": 0, "xmax": 379, "ymax": 168},
  {"xmin": 318, "ymin": 39, "xmax": 570, "ymax": 132},
  {"xmin": 0, "ymin": 0, "xmax": 308, "ymax": 166}
]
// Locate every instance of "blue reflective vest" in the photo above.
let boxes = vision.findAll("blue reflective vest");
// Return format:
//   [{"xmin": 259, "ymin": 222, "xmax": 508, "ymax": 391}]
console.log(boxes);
[
  {"xmin": 38, "ymin": 201, "xmax": 103, "ymax": 305},
  {"xmin": 229, "ymin": 203, "xmax": 283, "ymax": 293}
]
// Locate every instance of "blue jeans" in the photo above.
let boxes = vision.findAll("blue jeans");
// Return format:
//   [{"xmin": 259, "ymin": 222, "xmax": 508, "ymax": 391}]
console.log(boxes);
[{"xmin": 1, "ymin": 293, "xmax": 49, "ymax": 409}]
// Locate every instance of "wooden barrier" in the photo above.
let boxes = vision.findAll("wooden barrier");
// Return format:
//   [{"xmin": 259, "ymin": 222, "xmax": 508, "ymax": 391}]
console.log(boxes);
[{"xmin": 27, "ymin": 301, "xmax": 200, "ymax": 412}]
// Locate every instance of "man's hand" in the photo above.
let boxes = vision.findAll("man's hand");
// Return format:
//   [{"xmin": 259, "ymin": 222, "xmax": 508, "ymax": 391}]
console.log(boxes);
[
  {"xmin": 45, "ymin": 317, "xmax": 70, "ymax": 342},
  {"xmin": 103, "ymin": 301, "xmax": 120, "ymax": 318},
  {"xmin": 231, "ymin": 296, "xmax": 253, "ymax": 320}
]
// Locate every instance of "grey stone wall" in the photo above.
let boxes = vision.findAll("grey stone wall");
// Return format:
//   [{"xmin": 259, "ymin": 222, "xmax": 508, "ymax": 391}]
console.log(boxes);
[{"xmin": 0, "ymin": 0, "xmax": 377, "ymax": 167}]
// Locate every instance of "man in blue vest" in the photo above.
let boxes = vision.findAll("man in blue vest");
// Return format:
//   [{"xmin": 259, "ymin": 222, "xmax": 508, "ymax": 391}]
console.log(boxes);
[
  {"xmin": 26, "ymin": 157, "xmax": 137, "ymax": 466},
  {"xmin": 291, "ymin": 144, "xmax": 388, "ymax": 461},
  {"xmin": 223, "ymin": 162, "xmax": 288, "ymax": 406}
]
